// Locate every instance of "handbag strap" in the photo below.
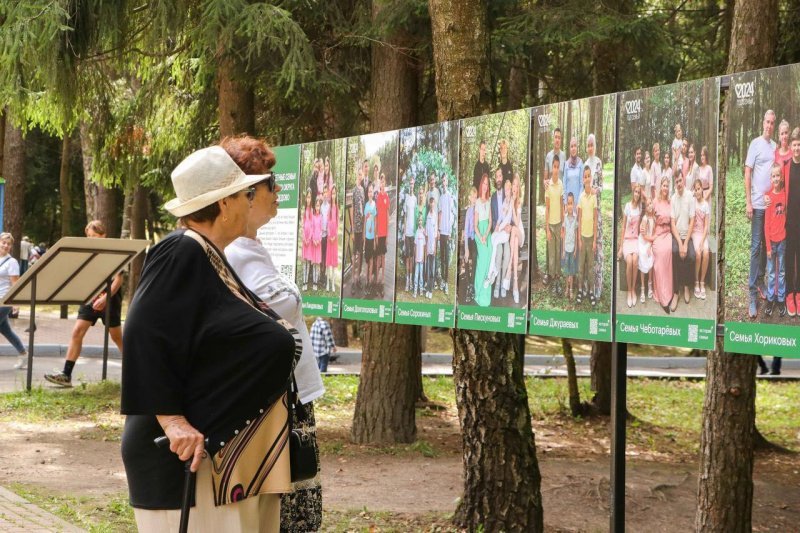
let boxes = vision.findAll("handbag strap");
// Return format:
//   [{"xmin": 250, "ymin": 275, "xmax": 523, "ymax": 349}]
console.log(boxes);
[{"xmin": 287, "ymin": 374, "xmax": 310, "ymax": 425}]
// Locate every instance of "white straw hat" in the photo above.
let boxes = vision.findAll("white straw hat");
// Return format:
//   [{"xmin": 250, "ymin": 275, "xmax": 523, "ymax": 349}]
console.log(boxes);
[{"xmin": 164, "ymin": 146, "xmax": 269, "ymax": 217}]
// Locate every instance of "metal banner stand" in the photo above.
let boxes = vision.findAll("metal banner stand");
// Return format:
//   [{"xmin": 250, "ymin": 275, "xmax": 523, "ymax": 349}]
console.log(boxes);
[
  {"xmin": 2, "ymin": 237, "xmax": 149, "ymax": 390},
  {"xmin": 609, "ymin": 100, "xmax": 626, "ymax": 533}
]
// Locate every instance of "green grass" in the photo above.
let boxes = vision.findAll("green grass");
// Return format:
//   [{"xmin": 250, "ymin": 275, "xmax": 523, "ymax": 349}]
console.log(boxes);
[
  {"xmin": 3, "ymin": 375, "xmax": 798, "ymax": 531},
  {"xmin": 9, "ymin": 484, "xmax": 136, "ymax": 533},
  {"xmin": 0, "ymin": 381, "xmax": 121, "ymax": 422},
  {"xmin": 724, "ymin": 166, "xmax": 752, "ymax": 322}
]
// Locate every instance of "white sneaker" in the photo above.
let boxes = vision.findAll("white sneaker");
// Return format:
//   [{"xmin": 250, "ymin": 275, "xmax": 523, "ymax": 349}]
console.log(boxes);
[
  {"xmin": 13, "ymin": 354, "xmax": 28, "ymax": 370},
  {"xmin": 502, "ymin": 278, "xmax": 511, "ymax": 291},
  {"xmin": 513, "ymin": 289, "xmax": 520, "ymax": 304}
]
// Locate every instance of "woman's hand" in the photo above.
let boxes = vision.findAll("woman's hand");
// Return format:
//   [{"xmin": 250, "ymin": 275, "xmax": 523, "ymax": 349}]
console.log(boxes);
[{"xmin": 157, "ymin": 415, "xmax": 205, "ymax": 472}]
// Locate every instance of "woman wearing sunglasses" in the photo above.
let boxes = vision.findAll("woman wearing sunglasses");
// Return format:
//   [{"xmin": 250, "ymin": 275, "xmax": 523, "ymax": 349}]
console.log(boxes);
[
  {"xmin": 222, "ymin": 136, "xmax": 326, "ymax": 532},
  {"xmin": 121, "ymin": 145, "xmax": 300, "ymax": 532}
]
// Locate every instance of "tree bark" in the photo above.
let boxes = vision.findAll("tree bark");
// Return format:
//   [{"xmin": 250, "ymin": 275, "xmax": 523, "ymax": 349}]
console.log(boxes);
[
  {"xmin": 451, "ymin": 329, "xmax": 544, "ymax": 532},
  {"xmin": 429, "ymin": 0, "xmax": 493, "ymax": 121},
  {"xmin": 59, "ymin": 134, "xmax": 72, "ymax": 237},
  {"xmin": 351, "ymin": 322, "xmax": 419, "ymax": 443},
  {"xmin": 695, "ymin": 1, "xmax": 777, "ymax": 530},
  {"xmin": 127, "ymin": 183, "xmax": 148, "ymax": 301},
  {"xmin": 217, "ymin": 52, "xmax": 255, "ymax": 137},
  {"xmin": 350, "ymin": 0, "xmax": 423, "ymax": 444},
  {"xmin": 589, "ymin": 341, "xmax": 612, "ymax": 415},
  {"xmin": 561, "ymin": 338, "xmax": 581, "ymax": 417},
  {"xmin": 329, "ymin": 318, "xmax": 349, "ymax": 347},
  {"xmin": 95, "ymin": 185, "xmax": 120, "ymax": 237},
  {"xmin": 2, "ymin": 114, "xmax": 25, "ymax": 257},
  {"xmin": 79, "ymin": 122, "xmax": 98, "ymax": 224},
  {"xmin": 430, "ymin": 0, "xmax": 543, "ymax": 530}
]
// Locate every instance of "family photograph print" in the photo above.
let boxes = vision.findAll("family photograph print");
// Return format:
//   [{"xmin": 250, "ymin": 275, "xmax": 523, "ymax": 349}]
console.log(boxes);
[
  {"xmin": 296, "ymin": 139, "xmax": 347, "ymax": 316},
  {"xmin": 341, "ymin": 131, "xmax": 399, "ymax": 321},
  {"xmin": 615, "ymin": 78, "xmax": 720, "ymax": 349},
  {"xmin": 529, "ymin": 95, "xmax": 615, "ymax": 341},
  {"xmin": 394, "ymin": 122, "xmax": 459, "ymax": 327},
  {"xmin": 724, "ymin": 63, "xmax": 800, "ymax": 359},
  {"xmin": 457, "ymin": 109, "xmax": 530, "ymax": 333}
]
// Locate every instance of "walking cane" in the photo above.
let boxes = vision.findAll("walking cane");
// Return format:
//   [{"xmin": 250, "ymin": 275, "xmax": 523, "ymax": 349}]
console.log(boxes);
[{"xmin": 154, "ymin": 436, "xmax": 196, "ymax": 533}]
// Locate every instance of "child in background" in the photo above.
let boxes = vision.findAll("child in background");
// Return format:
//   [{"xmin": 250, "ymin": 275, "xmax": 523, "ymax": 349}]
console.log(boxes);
[
  {"xmin": 691, "ymin": 180, "xmax": 711, "ymax": 300},
  {"xmin": 302, "ymin": 190, "xmax": 314, "ymax": 291},
  {"xmin": 326, "ymin": 186, "xmax": 340, "ymax": 293},
  {"xmin": 577, "ymin": 166, "xmax": 598, "ymax": 306},
  {"xmin": 638, "ymin": 196, "xmax": 656, "ymax": 302},
  {"xmin": 561, "ymin": 192, "xmax": 578, "ymax": 300},
  {"xmin": 363, "ymin": 182, "xmax": 377, "ymax": 295},
  {"xmin": 425, "ymin": 197, "xmax": 438, "ymax": 299},
  {"xmin": 311, "ymin": 197, "xmax": 323, "ymax": 290},
  {"xmin": 672, "ymin": 123, "xmax": 684, "ymax": 174},
  {"xmin": 764, "ymin": 163, "xmax": 787, "ymax": 317},
  {"xmin": 545, "ymin": 155, "xmax": 564, "ymax": 291},
  {"xmin": 414, "ymin": 216, "xmax": 426, "ymax": 298}
]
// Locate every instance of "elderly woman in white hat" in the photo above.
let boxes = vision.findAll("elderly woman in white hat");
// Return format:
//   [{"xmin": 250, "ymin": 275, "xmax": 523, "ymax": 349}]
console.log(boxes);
[{"xmin": 120, "ymin": 146, "xmax": 300, "ymax": 532}]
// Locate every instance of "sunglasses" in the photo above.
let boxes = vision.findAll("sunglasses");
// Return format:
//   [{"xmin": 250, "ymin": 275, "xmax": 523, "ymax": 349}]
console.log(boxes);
[{"xmin": 243, "ymin": 173, "xmax": 277, "ymax": 202}]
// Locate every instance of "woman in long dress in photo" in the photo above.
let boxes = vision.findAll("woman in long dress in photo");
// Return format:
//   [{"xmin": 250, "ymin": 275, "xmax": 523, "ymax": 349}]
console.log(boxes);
[
  {"xmin": 325, "ymin": 186, "xmax": 340, "ymax": 293},
  {"xmin": 504, "ymin": 173, "xmax": 525, "ymax": 304},
  {"xmin": 652, "ymin": 177, "xmax": 675, "ymax": 312},
  {"xmin": 473, "ymin": 173, "xmax": 493, "ymax": 307}
]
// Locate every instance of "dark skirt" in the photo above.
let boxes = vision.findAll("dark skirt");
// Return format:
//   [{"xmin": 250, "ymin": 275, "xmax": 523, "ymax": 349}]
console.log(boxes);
[{"xmin": 280, "ymin": 401, "xmax": 322, "ymax": 532}]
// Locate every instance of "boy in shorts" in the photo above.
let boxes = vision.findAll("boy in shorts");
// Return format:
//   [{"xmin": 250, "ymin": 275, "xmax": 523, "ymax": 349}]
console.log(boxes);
[{"xmin": 45, "ymin": 220, "xmax": 124, "ymax": 387}]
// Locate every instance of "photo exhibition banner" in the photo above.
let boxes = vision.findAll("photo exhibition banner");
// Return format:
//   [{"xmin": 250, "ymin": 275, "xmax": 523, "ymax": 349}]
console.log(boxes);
[
  {"xmin": 456, "ymin": 109, "xmax": 530, "ymax": 333},
  {"xmin": 296, "ymin": 139, "xmax": 347, "ymax": 317},
  {"xmin": 341, "ymin": 131, "xmax": 400, "ymax": 322},
  {"xmin": 528, "ymin": 95, "xmax": 616, "ymax": 341},
  {"xmin": 615, "ymin": 78, "xmax": 720, "ymax": 350},
  {"xmin": 724, "ymin": 64, "xmax": 800, "ymax": 358},
  {"xmin": 394, "ymin": 122, "xmax": 460, "ymax": 327},
  {"xmin": 259, "ymin": 144, "xmax": 301, "ymax": 281}
]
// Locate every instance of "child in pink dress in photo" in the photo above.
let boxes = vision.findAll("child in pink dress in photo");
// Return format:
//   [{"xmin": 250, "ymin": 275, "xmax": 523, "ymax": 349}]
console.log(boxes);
[
  {"xmin": 325, "ymin": 187, "xmax": 340, "ymax": 293},
  {"xmin": 311, "ymin": 197, "xmax": 323, "ymax": 290},
  {"xmin": 302, "ymin": 190, "xmax": 314, "ymax": 291},
  {"xmin": 691, "ymin": 180, "xmax": 711, "ymax": 299}
]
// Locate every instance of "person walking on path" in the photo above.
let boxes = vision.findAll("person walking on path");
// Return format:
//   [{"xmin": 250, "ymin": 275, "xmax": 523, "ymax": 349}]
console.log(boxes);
[
  {"xmin": 44, "ymin": 220, "xmax": 123, "ymax": 387},
  {"xmin": 310, "ymin": 316, "xmax": 336, "ymax": 372},
  {"xmin": 0, "ymin": 233, "xmax": 28, "ymax": 369},
  {"xmin": 19, "ymin": 236, "xmax": 32, "ymax": 275}
]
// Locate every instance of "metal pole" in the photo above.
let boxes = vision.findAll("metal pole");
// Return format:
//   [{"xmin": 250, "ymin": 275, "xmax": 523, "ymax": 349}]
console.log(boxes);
[
  {"xmin": 102, "ymin": 277, "xmax": 112, "ymax": 380},
  {"xmin": 26, "ymin": 276, "xmax": 36, "ymax": 392},
  {"xmin": 609, "ymin": 95, "xmax": 626, "ymax": 532},
  {"xmin": 609, "ymin": 341, "xmax": 627, "ymax": 532}
]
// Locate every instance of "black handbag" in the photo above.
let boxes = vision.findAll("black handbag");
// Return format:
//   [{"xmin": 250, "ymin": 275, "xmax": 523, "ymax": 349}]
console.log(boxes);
[{"xmin": 288, "ymin": 376, "xmax": 318, "ymax": 482}]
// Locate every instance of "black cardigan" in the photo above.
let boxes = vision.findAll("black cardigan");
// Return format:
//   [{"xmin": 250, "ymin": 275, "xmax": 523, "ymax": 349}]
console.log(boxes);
[{"xmin": 120, "ymin": 230, "xmax": 295, "ymax": 509}]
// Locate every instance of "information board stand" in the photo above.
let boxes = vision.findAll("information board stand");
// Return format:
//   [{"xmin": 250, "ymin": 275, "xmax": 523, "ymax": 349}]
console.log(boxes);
[{"xmin": 1, "ymin": 237, "xmax": 149, "ymax": 390}]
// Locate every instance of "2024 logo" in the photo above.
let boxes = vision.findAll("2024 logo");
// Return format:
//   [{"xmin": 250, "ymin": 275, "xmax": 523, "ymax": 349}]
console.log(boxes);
[
  {"xmin": 537, "ymin": 114, "xmax": 550, "ymax": 129},
  {"xmin": 735, "ymin": 81, "xmax": 755, "ymax": 100},
  {"xmin": 624, "ymin": 99, "xmax": 642, "ymax": 120}
]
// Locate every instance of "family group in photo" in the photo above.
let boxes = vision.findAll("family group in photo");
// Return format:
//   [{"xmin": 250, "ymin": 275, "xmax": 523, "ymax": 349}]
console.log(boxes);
[
  {"xmin": 464, "ymin": 139, "xmax": 526, "ymax": 305},
  {"xmin": 541, "ymin": 129, "xmax": 605, "ymax": 306},
  {"xmin": 619, "ymin": 123, "xmax": 714, "ymax": 313},
  {"xmin": 300, "ymin": 156, "xmax": 340, "ymax": 292},
  {"xmin": 399, "ymin": 167, "xmax": 456, "ymax": 299},
  {"xmin": 744, "ymin": 110, "xmax": 800, "ymax": 332},
  {"xmin": 349, "ymin": 158, "xmax": 392, "ymax": 297}
]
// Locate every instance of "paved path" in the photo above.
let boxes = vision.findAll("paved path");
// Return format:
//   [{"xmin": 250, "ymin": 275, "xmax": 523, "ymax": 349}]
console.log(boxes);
[{"xmin": 0, "ymin": 486, "xmax": 85, "ymax": 532}]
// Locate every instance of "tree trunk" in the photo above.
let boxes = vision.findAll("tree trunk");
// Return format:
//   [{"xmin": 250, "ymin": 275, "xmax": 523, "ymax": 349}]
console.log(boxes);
[
  {"xmin": 79, "ymin": 122, "xmax": 98, "ymax": 224},
  {"xmin": 217, "ymin": 52, "xmax": 255, "ymax": 137},
  {"xmin": 351, "ymin": 322, "xmax": 419, "ymax": 443},
  {"xmin": 507, "ymin": 64, "xmax": 526, "ymax": 111},
  {"xmin": 120, "ymin": 185, "xmax": 134, "ymax": 239},
  {"xmin": 561, "ymin": 338, "xmax": 581, "ymax": 417},
  {"xmin": 59, "ymin": 134, "xmax": 72, "ymax": 237},
  {"xmin": 127, "ymin": 183, "xmax": 148, "ymax": 301},
  {"xmin": 2, "ymin": 114, "xmax": 25, "ymax": 257},
  {"xmin": 451, "ymin": 330, "xmax": 544, "ymax": 532},
  {"xmin": 429, "ymin": 0, "xmax": 493, "ymax": 120},
  {"xmin": 589, "ymin": 341, "xmax": 612, "ymax": 415},
  {"xmin": 430, "ymin": 0, "xmax": 543, "ymax": 530},
  {"xmin": 350, "ymin": 0, "xmax": 423, "ymax": 444},
  {"xmin": 329, "ymin": 318, "xmax": 349, "ymax": 347},
  {"xmin": 695, "ymin": 1, "xmax": 777, "ymax": 529},
  {"xmin": 370, "ymin": 0, "xmax": 418, "ymax": 131},
  {"xmin": 95, "ymin": 185, "xmax": 120, "ymax": 237}
]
